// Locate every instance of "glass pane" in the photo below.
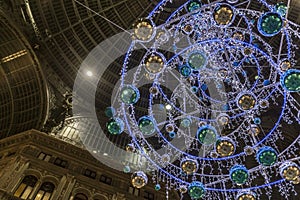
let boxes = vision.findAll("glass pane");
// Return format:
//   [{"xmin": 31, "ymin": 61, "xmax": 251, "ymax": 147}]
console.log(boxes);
[
  {"xmin": 14, "ymin": 183, "xmax": 26, "ymax": 197},
  {"xmin": 38, "ymin": 153, "xmax": 45, "ymax": 160},
  {"xmin": 42, "ymin": 192, "xmax": 51, "ymax": 200},
  {"xmin": 34, "ymin": 190, "xmax": 45, "ymax": 200},
  {"xmin": 44, "ymin": 155, "xmax": 51, "ymax": 162},
  {"xmin": 21, "ymin": 186, "xmax": 33, "ymax": 199}
]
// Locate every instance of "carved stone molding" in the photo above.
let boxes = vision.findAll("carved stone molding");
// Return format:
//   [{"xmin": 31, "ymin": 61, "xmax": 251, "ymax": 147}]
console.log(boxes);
[{"xmin": 112, "ymin": 192, "xmax": 126, "ymax": 200}]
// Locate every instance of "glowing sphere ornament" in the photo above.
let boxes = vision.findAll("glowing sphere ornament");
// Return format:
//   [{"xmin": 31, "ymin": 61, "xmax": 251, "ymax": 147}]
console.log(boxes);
[
  {"xmin": 280, "ymin": 162, "xmax": 300, "ymax": 181},
  {"xmin": 169, "ymin": 132, "xmax": 176, "ymax": 138},
  {"xmin": 188, "ymin": 181, "xmax": 206, "ymax": 199},
  {"xmin": 149, "ymin": 86, "xmax": 159, "ymax": 95},
  {"xmin": 182, "ymin": 24, "xmax": 194, "ymax": 34},
  {"xmin": 274, "ymin": 2, "xmax": 287, "ymax": 17},
  {"xmin": 165, "ymin": 124, "xmax": 175, "ymax": 133},
  {"xmin": 178, "ymin": 64, "xmax": 192, "ymax": 77},
  {"xmin": 232, "ymin": 32, "xmax": 244, "ymax": 41},
  {"xmin": 179, "ymin": 185, "xmax": 188, "ymax": 194},
  {"xmin": 230, "ymin": 165, "xmax": 249, "ymax": 185},
  {"xmin": 187, "ymin": 0, "xmax": 202, "ymax": 12},
  {"xmin": 155, "ymin": 184, "xmax": 161, "ymax": 191},
  {"xmin": 237, "ymin": 93, "xmax": 256, "ymax": 110},
  {"xmin": 145, "ymin": 54, "xmax": 165, "ymax": 74},
  {"xmin": 243, "ymin": 47, "xmax": 253, "ymax": 56},
  {"xmin": 187, "ymin": 51, "xmax": 207, "ymax": 70},
  {"xmin": 105, "ymin": 106, "xmax": 115, "ymax": 118},
  {"xmin": 120, "ymin": 85, "xmax": 140, "ymax": 105},
  {"xmin": 281, "ymin": 69, "xmax": 300, "ymax": 92},
  {"xmin": 138, "ymin": 116, "xmax": 156, "ymax": 135},
  {"xmin": 181, "ymin": 117, "xmax": 192, "ymax": 128},
  {"xmin": 216, "ymin": 137, "xmax": 236, "ymax": 157},
  {"xmin": 197, "ymin": 125, "xmax": 218, "ymax": 145},
  {"xmin": 244, "ymin": 146, "xmax": 255, "ymax": 156},
  {"xmin": 236, "ymin": 191, "xmax": 256, "ymax": 200},
  {"xmin": 106, "ymin": 118, "xmax": 124, "ymax": 135},
  {"xmin": 256, "ymin": 146, "xmax": 278, "ymax": 166},
  {"xmin": 248, "ymin": 124, "xmax": 260, "ymax": 136},
  {"xmin": 259, "ymin": 99, "xmax": 269, "ymax": 109},
  {"xmin": 133, "ymin": 19, "xmax": 154, "ymax": 41},
  {"xmin": 161, "ymin": 154, "xmax": 171, "ymax": 163},
  {"xmin": 131, "ymin": 171, "xmax": 148, "ymax": 189},
  {"xmin": 180, "ymin": 158, "xmax": 199, "ymax": 175},
  {"xmin": 126, "ymin": 143, "xmax": 135, "ymax": 152},
  {"xmin": 253, "ymin": 117, "xmax": 261, "ymax": 125},
  {"xmin": 123, "ymin": 166, "xmax": 131, "ymax": 173},
  {"xmin": 258, "ymin": 12, "xmax": 283, "ymax": 36},
  {"xmin": 263, "ymin": 79, "xmax": 270, "ymax": 86},
  {"xmin": 280, "ymin": 60, "xmax": 291, "ymax": 71},
  {"xmin": 217, "ymin": 68, "xmax": 228, "ymax": 79},
  {"xmin": 217, "ymin": 113, "xmax": 230, "ymax": 126},
  {"xmin": 213, "ymin": 4, "xmax": 235, "ymax": 26}
]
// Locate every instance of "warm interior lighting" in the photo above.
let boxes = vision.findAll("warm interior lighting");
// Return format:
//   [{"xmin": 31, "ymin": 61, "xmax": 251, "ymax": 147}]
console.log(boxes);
[
  {"xmin": 1, "ymin": 50, "xmax": 27, "ymax": 63},
  {"xmin": 86, "ymin": 71, "xmax": 93, "ymax": 77}
]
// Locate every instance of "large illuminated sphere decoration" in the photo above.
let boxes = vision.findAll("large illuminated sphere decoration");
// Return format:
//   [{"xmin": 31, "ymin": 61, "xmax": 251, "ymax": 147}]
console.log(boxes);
[
  {"xmin": 236, "ymin": 191, "xmax": 256, "ymax": 200},
  {"xmin": 281, "ymin": 69, "xmax": 300, "ymax": 92},
  {"xmin": 213, "ymin": 4, "xmax": 235, "ymax": 26},
  {"xmin": 216, "ymin": 137, "xmax": 236, "ymax": 157},
  {"xmin": 106, "ymin": 117, "xmax": 124, "ymax": 135},
  {"xmin": 187, "ymin": 51, "xmax": 207, "ymax": 70},
  {"xmin": 197, "ymin": 125, "xmax": 218, "ymax": 145},
  {"xmin": 188, "ymin": 181, "xmax": 206, "ymax": 199},
  {"xmin": 230, "ymin": 165, "xmax": 249, "ymax": 185},
  {"xmin": 138, "ymin": 116, "xmax": 156, "ymax": 136},
  {"xmin": 102, "ymin": 0, "xmax": 300, "ymax": 199},
  {"xmin": 180, "ymin": 158, "xmax": 199, "ymax": 175},
  {"xmin": 131, "ymin": 171, "xmax": 148, "ymax": 189},
  {"xmin": 280, "ymin": 162, "xmax": 300, "ymax": 181},
  {"xmin": 257, "ymin": 12, "xmax": 283, "ymax": 36},
  {"xmin": 120, "ymin": 85, "xmax": 140, "ymax": 105},
  {"xmin": 256, "ymin": 146, "xmax": 278, "ymax": 166}
]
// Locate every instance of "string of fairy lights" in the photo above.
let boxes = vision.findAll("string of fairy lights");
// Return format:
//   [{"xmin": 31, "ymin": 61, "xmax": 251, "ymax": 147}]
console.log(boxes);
[{"xmin": 102, "ymin": 0, "xmax": 300, "ymax": 199}]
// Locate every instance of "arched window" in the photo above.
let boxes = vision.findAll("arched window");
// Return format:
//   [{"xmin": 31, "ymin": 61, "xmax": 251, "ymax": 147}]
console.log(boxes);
[
  {"xmin": 14, "ymin": 175, "xmax": 38, "ymax": 199},
  {"xmin": 34, "ymin": 182, "xmax": 55, "ymax": 200},
  {"xmin": 74, "ymin": 193, "xmax": 88, "ymax": 200}
]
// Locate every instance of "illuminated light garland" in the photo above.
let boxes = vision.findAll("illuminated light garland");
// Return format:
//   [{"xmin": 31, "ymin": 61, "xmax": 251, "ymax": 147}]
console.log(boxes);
[{"xmin": 104, "ymin": 0, "xmax": 300, "ymax": 199}]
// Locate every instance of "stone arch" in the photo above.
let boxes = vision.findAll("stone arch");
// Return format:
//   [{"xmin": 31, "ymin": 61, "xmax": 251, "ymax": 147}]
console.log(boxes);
[
  {"xmin": 93, "ymin": 193, "xmax": 109, "ymax": 200},
  {"xmin": 71, "ymin": 187, "xmax": 92, "ymax": 200},
  {"xmin": 41, "ymin": 175, "xmax": 60, "ymax": 187}
]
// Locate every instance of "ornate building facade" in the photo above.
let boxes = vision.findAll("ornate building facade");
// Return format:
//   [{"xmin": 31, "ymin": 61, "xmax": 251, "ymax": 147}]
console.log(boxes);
[{"xmin": 0, "ymin": 130, "xmax": 178, "ymax": 200}]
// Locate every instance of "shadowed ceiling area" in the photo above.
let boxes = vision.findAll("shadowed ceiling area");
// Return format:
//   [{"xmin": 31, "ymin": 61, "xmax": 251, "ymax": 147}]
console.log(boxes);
[{"xmin": 0, "ymin": 10, "xmax": 48, "ymax": 137}]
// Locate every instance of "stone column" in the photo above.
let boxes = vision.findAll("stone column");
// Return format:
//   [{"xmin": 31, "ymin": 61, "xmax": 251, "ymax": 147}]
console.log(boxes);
[
  {"xmin": 52, "ymin": 175, "xmax": 67, "ymax": 200},
  {"xmin": 8, "ymin": 160, "xmax": 30, "ymax": 192},
  {"xmin": 62, "ymin": 175, "xmax": 76, "ymax": 200},
  {"xmin": 29, "ymin": 180, "xmax": 42, "ymax": 199}
]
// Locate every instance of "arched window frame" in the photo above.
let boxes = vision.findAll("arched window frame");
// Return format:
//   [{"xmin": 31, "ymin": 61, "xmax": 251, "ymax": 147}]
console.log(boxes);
[
  {"xmin": 93, "ymin": 194, "xmax": 109, "ymax": 200},
  {"xmin": 14, "ymin": 175, "xmax": 38, "ymax": 199},
  {"xmin": 74, "ymin": 193, "xmax": 88, "ymax": 200},
  {"xmin": 33, "ymin": 181, "xmax": 55, "ymax": 200}
]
